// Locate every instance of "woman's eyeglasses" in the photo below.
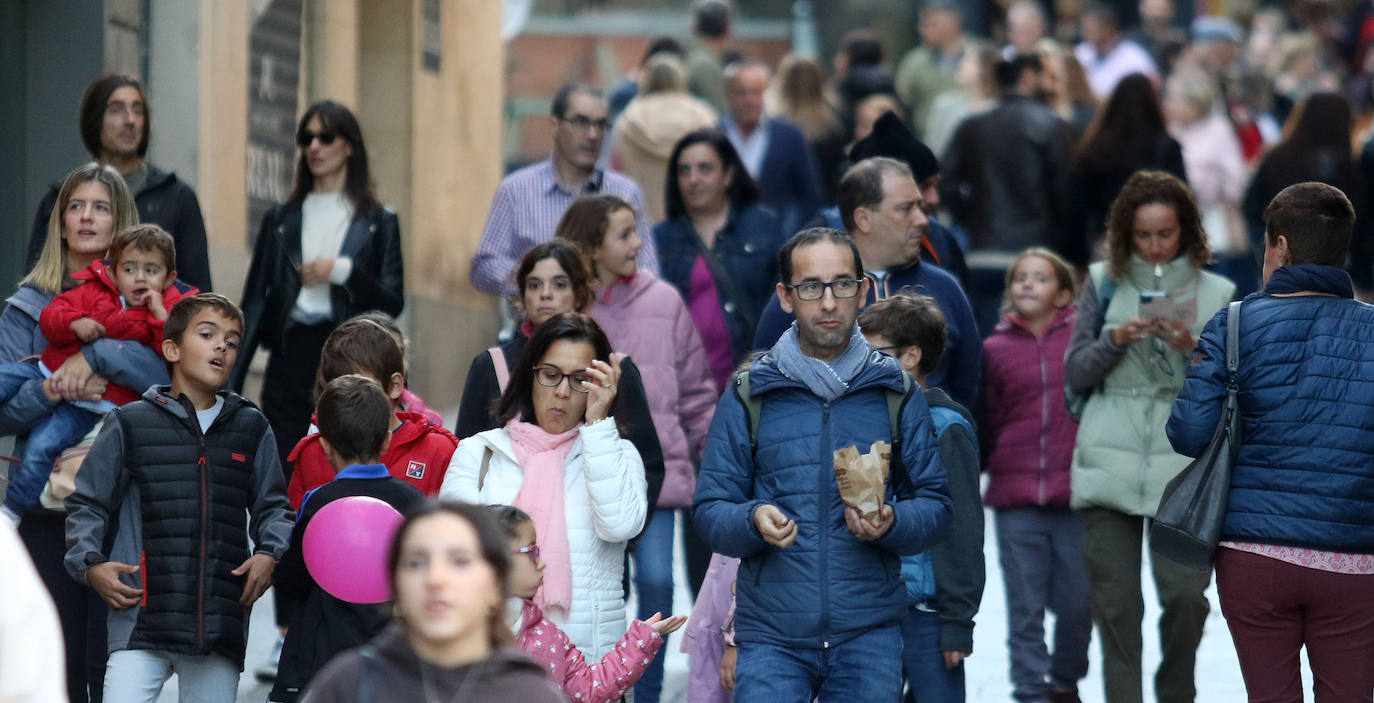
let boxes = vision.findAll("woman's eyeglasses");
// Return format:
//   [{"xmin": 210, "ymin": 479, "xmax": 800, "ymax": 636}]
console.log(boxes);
[
  {"xmin": 296, "ymin": 130, "xmax": 338, "ymax": 147},
  {"xmin": 511, "ymin": 544, "xmax": 541, "ymax": 565},
  {"xmin": 533, "ymin": 365, "xmax": 594, "ymax": 393}
]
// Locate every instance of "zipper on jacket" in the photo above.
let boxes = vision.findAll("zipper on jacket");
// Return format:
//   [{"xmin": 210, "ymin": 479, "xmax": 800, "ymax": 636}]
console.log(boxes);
[
  {"xmin": 197, "ymin": 453, "xmax": 208, "ymax": 650},
  {"xmin": 1038, "ymin": 341, "xmax": 1049, "ymax": 505},
  {"xmin": 818, "ymin": 402, "xmax": 831, "ymax": 647}
]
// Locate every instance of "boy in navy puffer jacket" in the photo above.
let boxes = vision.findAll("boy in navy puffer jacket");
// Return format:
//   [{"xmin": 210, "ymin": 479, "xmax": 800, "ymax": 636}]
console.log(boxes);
[{"xmin": 859, "ymin": 293, "xmax": 985, "ymax": 703}]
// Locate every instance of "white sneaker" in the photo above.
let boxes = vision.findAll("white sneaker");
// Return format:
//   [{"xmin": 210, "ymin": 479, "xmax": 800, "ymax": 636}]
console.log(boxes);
[{"xmin": 255, "ymin": 635, "xmax": 284, "ymax": 681}]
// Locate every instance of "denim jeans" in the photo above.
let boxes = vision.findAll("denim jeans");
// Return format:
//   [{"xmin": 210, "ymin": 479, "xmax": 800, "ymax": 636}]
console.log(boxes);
[
  {"xmin": 734, "ymin": 625, "xmax": 903, "ymax": 702},
  {"xmin": 901, "ymin": 608, "xmax": 965, "ymax": 703},
  {"xmin": 103, "ymin": 649, "xmax": 239, "ymax": 703},
  {"xmin": 0, "ymin": 360, "xmax": 99, "ymax": 514},
  {"xmin": 632, "ymin": 508, "xmax": 677, "ymax": 703}
]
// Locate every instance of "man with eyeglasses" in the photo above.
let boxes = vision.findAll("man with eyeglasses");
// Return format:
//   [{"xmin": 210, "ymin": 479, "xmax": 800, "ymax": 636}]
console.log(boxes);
[
  {"xmin": 471, "ymin": 83, "xmax": 657, "ymax": 300},
  {"xmin": 26, "ymin": 74, "xmax": 213, "ymax": 291},
  {"xmin": 753, "ymin": 157, "xmax": 982, "ymax": 410},
  {"xmin": 694, "ymin": 226, "xmax": 952, "ymax": 702}
]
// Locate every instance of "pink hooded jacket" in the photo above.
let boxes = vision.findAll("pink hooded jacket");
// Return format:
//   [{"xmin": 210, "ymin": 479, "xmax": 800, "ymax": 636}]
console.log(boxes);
[
  {"xmin": 591, "ymin": 271, "xmax": 717, "ymax": 508},
  {"xmin": 517, "ymin": 599, "xmax": 663, "ymax": 703},
  {"xmin": 981, "ymin": 307, "xmax": 1080, "ymax": 508}
]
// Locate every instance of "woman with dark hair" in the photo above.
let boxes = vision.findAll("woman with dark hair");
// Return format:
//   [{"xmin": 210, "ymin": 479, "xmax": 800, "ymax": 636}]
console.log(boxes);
[
  {"xmin": 1245, "ymin": 92, "xmax": 1372, "ymax": 290},
  {"xmin": 300, "ymin": 500, "xmax": 565, "ymax": 702},
  {"xmin": 654, "ymin": 128, "xmax": 782, "ymax": 390},
  {"xmin": 1069, "ymin": 73, "xmax": 1188, "ymax": 265},
  {"xmin": 454, "ymin": 240, "xmax": 664, "ymax": 510},
  {"xmin": 562, "ymin": 194, "xmax": 716, "ymax": 703},
  {"xmin": 1064, "ymin": 170, "xmax": 1234, "ymax": 703},
  {"xmin": 439, "ymin": 314, "xmax": 647, "ymax": 663},
  {"xmin": 232, "ymin": 99, "xmax": 404, "ymax": 474}
]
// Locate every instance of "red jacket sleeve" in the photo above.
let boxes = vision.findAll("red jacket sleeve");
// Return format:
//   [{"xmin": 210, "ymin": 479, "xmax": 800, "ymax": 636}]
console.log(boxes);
[
  {"xmin": 38, "ymin": 284, "xmax": 104, "ymax": 346},
  {"xmin": 286, "ymin": 436, "xmax": 336, "ymax": 511}
]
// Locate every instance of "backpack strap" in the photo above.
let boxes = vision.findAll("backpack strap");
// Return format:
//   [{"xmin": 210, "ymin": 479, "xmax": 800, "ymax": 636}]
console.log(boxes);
[
  {"xmin": 489, "ymin": 346, "xmax": 510, "ymax": 394},
  {"xmin": 733, "ymin": 371, "xmax": 763, "ymax": 452},
  {"xmin": 1090, "ymin": 268, "xmax": 1118, "ymax": 339},
  {"xmin": 887, "ymin": 372, "xmax": 917, "ymax": 499}
]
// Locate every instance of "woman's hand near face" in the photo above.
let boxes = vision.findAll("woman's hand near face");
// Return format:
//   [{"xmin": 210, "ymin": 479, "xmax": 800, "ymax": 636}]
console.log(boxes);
[
  {"xmin": 1110, "ymin": 317, "xmax": 1157, "ymax": 348},
  {"xmin": 581, "ymin": 355, "xmax": 621, "ymax": 424}
]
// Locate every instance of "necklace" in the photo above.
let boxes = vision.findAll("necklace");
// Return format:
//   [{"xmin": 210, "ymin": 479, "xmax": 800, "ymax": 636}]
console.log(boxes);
[{"xmin": 417, "ymin": 652, "xmax": 487, "ymax": 703}]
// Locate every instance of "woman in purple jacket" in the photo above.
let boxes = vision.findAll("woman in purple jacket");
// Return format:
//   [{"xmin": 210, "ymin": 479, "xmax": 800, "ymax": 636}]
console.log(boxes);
[
  {"xmin": 980, "ymin": 247, "xmax": 1093, "ymax": 703},
  {"xmin": 557, "ymin": 194, "xmax": 717, "ymax": 703}
]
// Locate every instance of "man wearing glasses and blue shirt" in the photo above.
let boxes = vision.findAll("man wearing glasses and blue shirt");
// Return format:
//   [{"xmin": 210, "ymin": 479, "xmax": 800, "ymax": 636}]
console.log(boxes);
[
  {"xmin": 752, "ymin": 157, "xmax": 982, "ymax": 410},
  {"xmin": 694, "ymin": 226, "xmax": 952, "ymax": 701},
  {"xmin": 471, "ymin": 83, "xmax": 657, "ymax": 299}
]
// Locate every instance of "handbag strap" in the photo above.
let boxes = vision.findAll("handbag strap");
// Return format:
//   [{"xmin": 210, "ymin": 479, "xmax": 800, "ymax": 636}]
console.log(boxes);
[
  {"xmin": 1224, "ymin": 300, "xmax": 1242, "ymax": 389},
  {"xmin": 489, "ymin": 346, "xmax": 509, "ymax": 394}
]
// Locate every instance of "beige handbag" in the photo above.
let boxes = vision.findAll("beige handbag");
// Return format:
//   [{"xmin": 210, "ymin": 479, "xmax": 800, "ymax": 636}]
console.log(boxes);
[{"xmin": 38, "ymin": 420, "xmax": 103, "ymax": 511}]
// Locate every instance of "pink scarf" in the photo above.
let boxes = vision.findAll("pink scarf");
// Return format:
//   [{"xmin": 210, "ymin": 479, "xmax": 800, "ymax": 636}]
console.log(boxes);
[{"xmin": 507, "ymin": 420, "xmax": 580, "ymax": 614}]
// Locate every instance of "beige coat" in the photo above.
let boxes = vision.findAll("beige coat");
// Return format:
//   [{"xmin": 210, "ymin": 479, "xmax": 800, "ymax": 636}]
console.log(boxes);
[{"xmin": 611, "ymin": 92, "xmax": 717, "ymax": 224}]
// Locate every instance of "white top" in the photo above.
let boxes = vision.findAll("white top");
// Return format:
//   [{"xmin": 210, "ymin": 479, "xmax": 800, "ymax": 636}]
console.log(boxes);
[
  {"xmin": 1074, "ymin": 39, "xmax": 1158, "ymax": 99},
  {"xmin": 294, "ymin": 190, "xmax": 355, "ymax": 322},
  {"xmin": 723, "ymin": 115, "xmax": 770, "ymax": 180},
  {"xmin": 196, "ymin": 396, "xmax": 224, "ymax": 433},
  {"xmin": 0, "ymin": 524, "xmax": 68, "ymax": 702}
]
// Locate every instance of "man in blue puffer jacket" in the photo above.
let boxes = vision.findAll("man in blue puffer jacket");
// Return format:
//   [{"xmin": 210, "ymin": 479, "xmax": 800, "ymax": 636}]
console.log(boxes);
[
  {"xmin": 693, "ymin": 228, "xmax": 953, "ymax": 701},
  {"xmin": 1168, "ymin": 182, "xmax": 1374, "ymax": 701}
]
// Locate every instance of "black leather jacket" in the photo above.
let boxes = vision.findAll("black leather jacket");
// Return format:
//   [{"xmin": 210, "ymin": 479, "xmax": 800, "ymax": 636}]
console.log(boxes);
[
  {"xmin": 231, "ymin": 200, "xmax": 404, "ymax": 391},
  {"xmin": 940, "ymin": 94, "xmax": 1075, "ymax": 254}
]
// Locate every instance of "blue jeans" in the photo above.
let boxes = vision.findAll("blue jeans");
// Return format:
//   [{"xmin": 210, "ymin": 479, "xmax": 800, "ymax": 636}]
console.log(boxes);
[
  {"xmin": 104, "ymin": 649, "xmax": 238, "ymax": 703},
  {"xmin": 901, "ymin": 608, "xmax": 965, "ymax": 703},
  {"xmin": 734, "ymin": 626, "xmax": 903, "ymax": 702},
  {"xmin": 0, "ymin": 360, "xmax": 99, "ymax": 514},
  {"xmin": 632, "ymin": 508, "xmax": 677, "ymax": 703}
]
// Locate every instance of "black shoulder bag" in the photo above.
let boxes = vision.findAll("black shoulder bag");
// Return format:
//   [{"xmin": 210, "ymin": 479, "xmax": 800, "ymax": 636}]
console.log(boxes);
[{"xmin": 1149, "ymin": 300, "xmax": 1242, "ymax": 571}]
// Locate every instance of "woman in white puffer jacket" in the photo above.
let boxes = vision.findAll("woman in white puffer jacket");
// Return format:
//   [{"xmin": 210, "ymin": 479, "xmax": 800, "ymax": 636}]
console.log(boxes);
[{"xmin": 441, "ymin": 312, "xmax": 646, "ymax": 660}]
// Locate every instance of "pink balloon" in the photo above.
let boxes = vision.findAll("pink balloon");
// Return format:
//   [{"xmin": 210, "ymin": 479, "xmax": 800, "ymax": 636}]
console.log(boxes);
[{"xmin": 303, "ymin": 496, "xmax": 404, "ymax": 604}]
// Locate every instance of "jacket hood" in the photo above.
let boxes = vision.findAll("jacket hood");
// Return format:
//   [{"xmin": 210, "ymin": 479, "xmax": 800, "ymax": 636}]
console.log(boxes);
[
  {"xmin": 923, "ymin": 386, "xmax": 973, "ymax": 424},
  {"xmin": 143, "ymin": 385, "xmax": 244, "ymax": 425},
  {"xmin": 992, "ymin": 306, "xmax": 1076, "ymax": 337},
  {"xmin": 598, "ymin": 269, "xmax": 660, "ymax": 309},
  {"xmin": 5, "ymin": 283, "xmax": 55, "ymax": 319},
  {"xmin": 746, "ymin": 342, "xmax": 907, "ymax": 397},
  {"xmin": 71, "ymin": 259, "xmax": 119, "ymax": 292},
  {"xmin": 616, "ymin": 94, "xmax": 718, "ymax": 159}
]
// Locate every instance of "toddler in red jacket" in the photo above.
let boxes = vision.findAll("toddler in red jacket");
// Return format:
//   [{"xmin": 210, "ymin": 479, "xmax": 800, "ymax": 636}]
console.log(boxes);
[
  {"xmin": 285, "ymin": 315, "xmax": 457, "ymax": 509},
  {"xmin": 980, "ymin": 247, "xmax": 1091, "ymax": 703},
  {"xmin": 1, "ymin": 225, "xmax": 196, "ymax": 521},
  {"xmin": 489, "ymin": 504, "xmax": 685, "ymax": 703}
]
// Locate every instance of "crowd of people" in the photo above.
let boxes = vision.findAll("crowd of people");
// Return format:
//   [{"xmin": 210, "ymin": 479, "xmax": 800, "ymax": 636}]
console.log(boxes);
[{"xmin": 4, "ymin": 0, "xmax": 1374, "ymax": 701}]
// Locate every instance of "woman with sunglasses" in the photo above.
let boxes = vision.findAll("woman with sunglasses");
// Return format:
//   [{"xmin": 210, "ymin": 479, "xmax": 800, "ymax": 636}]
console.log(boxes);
[
  {"xmin": 440, "ymin": 313, "xmax": 647, "ymax": 662},
  {"xmin": 232, "ymin": 100, "xmax": 404, "ymax": 476},
  {"xmin": 1064, "ymin": 170, "xmax": 1233, "ymax": 702}
]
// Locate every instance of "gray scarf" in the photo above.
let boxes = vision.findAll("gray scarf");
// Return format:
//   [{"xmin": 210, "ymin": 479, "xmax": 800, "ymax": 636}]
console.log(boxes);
[{"xmin": 773, "ymin": 322, "xmax": 872, "ymax": 401}]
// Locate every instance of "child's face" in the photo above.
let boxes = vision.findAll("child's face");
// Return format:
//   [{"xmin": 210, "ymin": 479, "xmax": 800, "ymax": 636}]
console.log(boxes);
[
  {"xmin": 163, "ymin": 308, "xmax": 242, "ymax": 393},
  {"xmin": 592, "ymin": 208, "xmax": 641, "ymax": 280},
  {"xmin": 393, "ymin": 513, "xmax": 500, "ymax": 649},
  {"xmin": 114, "ymin": 246, "xmax": 172, "ymax": 307},
  {"xmin": 1009, "ymin": 256, "xmax": 1070, "ymax": 319},
  {"xmin": 507, "ymin": 521, "xmax": 544, "ymax": 600}
]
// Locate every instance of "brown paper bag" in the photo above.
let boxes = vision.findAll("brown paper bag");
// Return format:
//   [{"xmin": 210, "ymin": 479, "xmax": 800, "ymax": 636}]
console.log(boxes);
[{"xmin": 833, "ymin": 441, "xmax": 892, "ymax": 523}]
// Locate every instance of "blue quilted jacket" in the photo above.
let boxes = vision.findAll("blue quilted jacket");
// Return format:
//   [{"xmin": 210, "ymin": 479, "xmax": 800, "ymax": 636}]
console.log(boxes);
[
  {"xmin": 692, "ymin": 351, "xmax": 952, "ymax": 648},
  {"xmin": 1168, "ymin": 265, "xmax": 1374, "ymax": 553}
]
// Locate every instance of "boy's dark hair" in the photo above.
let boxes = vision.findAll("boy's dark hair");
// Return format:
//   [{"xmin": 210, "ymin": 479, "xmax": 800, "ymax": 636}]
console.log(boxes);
[
  {"xmin": 486, "ymin": 504, "xmax": 534, "ymax": 540},
  {"xmin": 110, "ymin": 224, "xmax": 176, "ymax": 273},
  {"xmin": 837, "ymin": 157, "xmax": 913, "ymax": 232},
  {"xmin": 550, "ymin": 83, "xmax": 604, "ymax": 120},
  {"xmin": 839, "ymin": 29, "xmax": 885, "ymax": 67},
  {"xmin": 80, "ymin": 74, "xmax": 148, "ymax": 159},
  {"xmin": 317, "ymin": 374, "xmax": 393, "ymax": 464},
  {"xmin": 641, "ymin": 36, "xmax": 685, "ymax": 65},
  {"xmin": 1264, "ymin": 182, "xmax": 1355, "ymax": 267},
  {"xmin": 314, "ymin": 317, "xmax": 405, "ymax": 403},
  {"xmin": 693, "ymin": 0, "xmax": 731, "ymax": 39},
  {"xmin": 994, "ymin": 53, "xmax": 1043, "ymax": 91},
  {"xmin": 778, "ymin": 228, "xmax": 865, "ymax": 286},
  {"xmin": 857, "ymin": 291, "xmax": 947, "ymax": 376},
  {"xmin": 164, "ymin": 293, "xmax": 243, "ymax": 344}
]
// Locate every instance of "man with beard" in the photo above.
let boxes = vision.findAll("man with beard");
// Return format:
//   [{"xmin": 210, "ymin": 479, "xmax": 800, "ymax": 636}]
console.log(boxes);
[
  {"xmin": 694, "ymin": 226, "xmax": 952, "ymax": 702},
  {"xmin": 471, "ymin": 83, "xmax": 656, "ymax": 297},
  {"xmin": 753, "ymin": 158, "xmax": 981, "ymax": 410},
  {"xmin": 26, "ymin": 74, "xmax": 212, "ymax": 291}
]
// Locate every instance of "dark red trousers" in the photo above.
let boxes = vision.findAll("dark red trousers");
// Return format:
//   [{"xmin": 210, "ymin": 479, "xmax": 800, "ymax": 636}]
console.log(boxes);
[{"xmin": 1215, "ymin": 547, "xmax": 1374, "ymax": 702}]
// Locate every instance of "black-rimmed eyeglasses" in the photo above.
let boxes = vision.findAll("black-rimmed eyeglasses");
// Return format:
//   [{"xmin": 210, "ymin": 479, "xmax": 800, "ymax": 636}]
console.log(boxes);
[
  {"xmin": 785, "ymin": 278, "xmax": 864, "ymax": 301},
  {"xmin": 532, "ymin": 365, "xmax": 593, "ymax": 392}
]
